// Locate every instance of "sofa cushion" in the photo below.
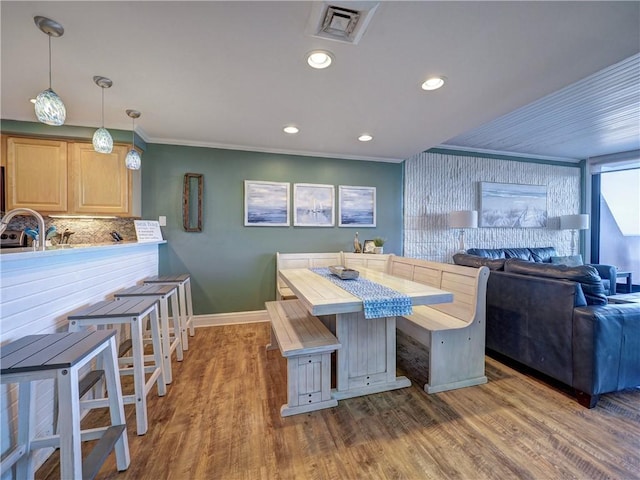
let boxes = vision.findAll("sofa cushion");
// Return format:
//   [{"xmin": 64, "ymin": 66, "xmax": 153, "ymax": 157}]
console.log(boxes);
[
  {"xmin": 453, "ymin": 253, "xmax": 506, "ymax": 271},
  {"xmin": 466, "ymin": 248, "xmax": 505, "ymax": 260},
  {"xmin": 529, "ymin": 247, "xmax": 558, "ymax": 263},
  {"xmin": 503, "ymin": 248, "xmax": 533, "ymax": 261},
  {"xmin": 504, "ymin": 259, "xmax": 608, "ymax": 305},
  {"xmin": 467, "ymin": 247, "xmax": 559, "ymax": 263},
  {"xmin": 551, "ymin": 255, "xmax": 584, "ymax": 267}
]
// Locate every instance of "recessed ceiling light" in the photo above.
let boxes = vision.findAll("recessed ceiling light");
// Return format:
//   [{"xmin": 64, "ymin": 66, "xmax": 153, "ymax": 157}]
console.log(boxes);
[
  {"xmin": 283, "ymin": 126, "xmax": 299, "ymax": 134},
  {"xmin": 29, "ymin": 98, "xmax": 36, "ymax": 104},
  {"xmin": 307, "ymin": 50, "xmax": 333, "ymax": 69},
  {"xmin": 358, "ymin": 134, "xmax": 373, "ymax": 142},
  {"xmin": 421, "ymin": 76, "xmax": 446, "ymax": 91}
]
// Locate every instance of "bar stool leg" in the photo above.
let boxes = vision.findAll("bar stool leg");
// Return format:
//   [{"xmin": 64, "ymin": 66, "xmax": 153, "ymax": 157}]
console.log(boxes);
[
  {"xmin": 131, "ymin": 311, "xmax": 150, "ymax": 435},
  {"xmin": 15, "ymin": 381, "xmax": 35, "ymax": 479},
  {"xmin": 176, "ymin": 283, "xmax": 189, "ymax": 350},
  {"xmin": 170, "ymin": 293, "xmax": 184, "ymax": 363},
  {"xmin": 185, "ymin": 279, "xmax": 195, "ymax": 338},
  {"xmin": 148, "ymin": 307, "xmax": 167, "ymax": 398},
  {"xmin": 157, "ymin": 296, "xmax": 173, "ymax": 385},
  {"xmin": 102, "ymin": 335, "xmax": 131, "ymax": 470},
  {"xmin": 57, "ymin": 364, "xmax": 83, "ymax": 479}
]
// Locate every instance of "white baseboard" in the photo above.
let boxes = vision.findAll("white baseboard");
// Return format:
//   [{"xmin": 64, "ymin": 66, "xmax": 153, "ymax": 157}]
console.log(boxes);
[{"xmin": 194, "ymin": 310, "xmax": 270, "ymax": 327}]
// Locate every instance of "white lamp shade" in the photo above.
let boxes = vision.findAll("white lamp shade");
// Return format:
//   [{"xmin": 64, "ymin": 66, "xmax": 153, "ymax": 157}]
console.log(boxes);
[
  {"xmin": 560, "ymin": 214, "xmax": 589, "ymax": 230},
  {"xmin": 449, "ymin": 210, "xmax": 478, "ymax": 229}
]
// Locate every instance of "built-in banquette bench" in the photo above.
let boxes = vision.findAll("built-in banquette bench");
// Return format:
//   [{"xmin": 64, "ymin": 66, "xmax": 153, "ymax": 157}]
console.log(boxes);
[
  {"xmin": 276, "ymin": 252, "xmax": 394, "ymax": 300},
  {"xmin": 389, "ymin": 256, "xmax": 490, "ymax": 393},
  {"xmin": 273, "ymin": 253, "xmax": 489, "ymax": 396},
  {"xmin": 265, "ymin": 299, "xmax": 341, "ymax": 416}
]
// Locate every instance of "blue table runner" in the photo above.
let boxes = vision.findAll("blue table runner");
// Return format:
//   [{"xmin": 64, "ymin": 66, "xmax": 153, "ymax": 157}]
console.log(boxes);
[{"xmin": 311, "ymin": 268, "xmax": 413, "ymax": 319}]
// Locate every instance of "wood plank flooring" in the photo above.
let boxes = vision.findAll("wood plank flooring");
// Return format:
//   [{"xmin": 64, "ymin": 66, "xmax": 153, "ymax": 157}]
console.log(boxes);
[{"xmin": 36, "ymin": 323, "xmax": 640, "ymax": 480}]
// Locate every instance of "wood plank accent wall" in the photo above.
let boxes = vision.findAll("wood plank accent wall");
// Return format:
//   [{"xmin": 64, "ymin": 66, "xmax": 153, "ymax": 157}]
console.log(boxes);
[
  {"xmin": 0, "ymin": 244, "xmax": 160, "ymax": 476},
  {"xmin": 403, "ymin": 151, "xmax": 582, "ymax": 262}
]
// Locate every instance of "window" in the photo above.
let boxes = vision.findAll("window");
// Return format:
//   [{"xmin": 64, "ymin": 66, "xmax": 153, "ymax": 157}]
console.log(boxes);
[{"xmin": 592, "ymin": 165, "xmax": 640, "ymax": 291}]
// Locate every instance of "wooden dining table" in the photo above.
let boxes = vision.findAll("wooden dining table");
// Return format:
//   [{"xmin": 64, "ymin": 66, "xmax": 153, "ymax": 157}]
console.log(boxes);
[{"xmin": 278, "ymin": 267, "xmax": 453, "ymax": 400}]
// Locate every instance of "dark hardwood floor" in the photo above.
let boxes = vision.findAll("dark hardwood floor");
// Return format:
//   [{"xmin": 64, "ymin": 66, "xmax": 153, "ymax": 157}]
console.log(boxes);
[{"xmin": 37, "ymin": 323, "xmax": 640, "ymax": 480}]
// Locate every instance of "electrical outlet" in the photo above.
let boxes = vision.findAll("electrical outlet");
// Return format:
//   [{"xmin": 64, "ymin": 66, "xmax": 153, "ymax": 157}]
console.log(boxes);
[{"xmin": 159, "ymin": 216, "xmax": 167, "ymax": 227}]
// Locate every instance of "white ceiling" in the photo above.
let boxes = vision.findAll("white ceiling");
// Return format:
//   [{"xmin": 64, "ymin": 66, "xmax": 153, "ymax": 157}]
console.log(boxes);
[{"xmin": 2, "ymin": 1, "xmax": 639, "ymax": 163}]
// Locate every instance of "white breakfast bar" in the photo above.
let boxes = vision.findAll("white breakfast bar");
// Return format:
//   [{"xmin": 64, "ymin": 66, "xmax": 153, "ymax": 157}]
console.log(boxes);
[
  {"xmin": 278, "ymin": 267, "xmax": 453, "ymax": 400},
  {"xmin": 0, "ymin": 241, "xmax": 164, "ymax": 472}
]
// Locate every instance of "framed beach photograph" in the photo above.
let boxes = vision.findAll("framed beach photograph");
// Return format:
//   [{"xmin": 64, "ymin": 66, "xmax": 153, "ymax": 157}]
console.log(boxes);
[
  {"xmin": 362, "ymin": 239, "xmax": 376, "ymax": 254},
  {"xmin": 244, "ymin": 180, "xmax": 290, "ymax": 226},
  {"xmin": 480, "ymin": 182, "xmax": 547, "ymax": 228},
  {"xmin": 293, "ymin": 183, "xmax": 335, "ymax": 227},
  {"xmin": 338, "ymin": 185, "xmax": 376, "ymax": 227}
]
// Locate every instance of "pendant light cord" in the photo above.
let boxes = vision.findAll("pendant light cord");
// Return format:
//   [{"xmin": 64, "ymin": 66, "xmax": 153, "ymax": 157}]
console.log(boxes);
[
  {"xmin": 48, "ymin": 35, "xmax": 52, "ymax": 89},
  {"xmin": 101, "ymin": 87, "xmax": 105, "ymax": 128},
  {"xmin": 131, "ymin": 117, "xmax": 135, "ymax": 149}
]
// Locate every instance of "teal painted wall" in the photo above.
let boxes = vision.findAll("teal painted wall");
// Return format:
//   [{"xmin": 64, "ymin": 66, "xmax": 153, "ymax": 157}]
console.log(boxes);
[{"xmin": 142, "ymin": 144, "xmax": 404, "ymax": 314}]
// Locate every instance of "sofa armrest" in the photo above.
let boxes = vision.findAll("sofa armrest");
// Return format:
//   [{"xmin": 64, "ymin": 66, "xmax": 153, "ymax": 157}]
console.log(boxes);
[
  {"xmin": 573, "ymin": 304, "xmax": 640, "ymax": 396},
  {"xmin": 589, "ymin": 264, "xmax": 617, "ymax": 295}
]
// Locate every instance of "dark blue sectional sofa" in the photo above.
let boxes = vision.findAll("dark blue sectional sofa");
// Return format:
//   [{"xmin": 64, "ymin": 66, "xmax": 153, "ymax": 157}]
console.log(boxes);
[{"xmin": 454, "ymin": 249, "xmax": 640, "ymax": 408}]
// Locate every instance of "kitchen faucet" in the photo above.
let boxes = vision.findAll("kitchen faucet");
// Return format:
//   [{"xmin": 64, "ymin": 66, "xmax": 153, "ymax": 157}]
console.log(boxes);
[{"xmin": 0, "ymin": 208, "xmax": 46, "ymax": 251}]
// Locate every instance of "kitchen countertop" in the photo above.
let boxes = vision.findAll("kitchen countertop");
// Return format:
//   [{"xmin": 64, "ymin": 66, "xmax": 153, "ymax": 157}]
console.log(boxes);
[{"xmin": 0, "ymin": 240, "xmax": 166, "ymax": 261}]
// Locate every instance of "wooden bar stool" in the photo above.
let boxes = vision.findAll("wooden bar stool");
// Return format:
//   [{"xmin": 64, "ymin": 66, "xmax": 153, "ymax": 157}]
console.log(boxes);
[
  {"xmin": 0, "ymin": 330, "xmax": 130, "ymax": 480},
  {"xmin": 143, "ymin": 274, "xmax": 195, "ymax": 350},
  {"xmin": 114, "ymin": 284, "xmax": 183, "ymax": 384},
  {"xmin": 68, "ymin": 298, "xmax": 166, "ymax": 435}
]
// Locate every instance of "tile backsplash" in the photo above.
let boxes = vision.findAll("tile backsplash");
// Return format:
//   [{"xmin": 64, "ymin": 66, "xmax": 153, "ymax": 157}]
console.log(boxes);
[{"xmin": 3, "ymin": 216, "xmax": 138, "ymax": 245}]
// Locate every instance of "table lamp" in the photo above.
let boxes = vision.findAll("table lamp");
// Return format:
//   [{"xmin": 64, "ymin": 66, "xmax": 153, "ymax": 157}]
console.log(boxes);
[
  {"xmin": 449, "ymin": 210, "xmax": 478, "ymax": 253},
  {"xmin": 560, "ymin": 214, "xmax": 589, "ymax": 255}
]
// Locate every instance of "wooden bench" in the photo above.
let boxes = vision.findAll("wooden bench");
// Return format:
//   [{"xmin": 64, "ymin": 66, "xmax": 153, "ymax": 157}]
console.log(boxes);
[
  {"xmin": 265, "ymin": 299, "xmax": 341, "ymax": 417},
  {"xmin": 276, "ymin": 252, "xmax": 342, "ymax": 300},
  {"xmin": 389, "ymin": 256, "xmax": 490, "ymax": 393},
  {"xmin": 341, "ymin": 252, "xmax": 394, "ymax": 272}
]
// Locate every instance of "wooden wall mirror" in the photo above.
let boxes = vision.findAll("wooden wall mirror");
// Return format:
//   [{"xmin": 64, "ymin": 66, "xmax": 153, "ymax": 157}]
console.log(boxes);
[{"xmin": 183, "ymin": 173, "xmax": 203, "ymax": 232}]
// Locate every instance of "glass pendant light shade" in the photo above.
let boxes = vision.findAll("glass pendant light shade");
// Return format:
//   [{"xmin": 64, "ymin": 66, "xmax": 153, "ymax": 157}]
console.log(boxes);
[
  {"xmin": 125, "ymin": 109, "xmax": 142, "ymax": 170},
  {"xmin": 33, "ymin": 17, "xmax": 66, "ymax": 126},
  {"xmin": 34, "ymin": 88, "xmax": 66, "ymax": 126},
  {"xmin": 93, "ymin": 127, "xmax": 113, "ymax": 154},
  {"xmin": 92, "ymin": 76, "xmax": 113, "ymax": 154},
  {"xmin": 125, "ymin": 149, "xmax": 141, "ymax": 170}
]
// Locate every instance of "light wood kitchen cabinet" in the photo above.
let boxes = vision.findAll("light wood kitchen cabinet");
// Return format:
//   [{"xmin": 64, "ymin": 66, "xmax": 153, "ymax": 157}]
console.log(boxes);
[
  {"xmin": 2, "ymin": 135, "xmax": 140, "ymax": 217},
  {"xmin": 70, "ymin": 143, "xmax": 131, "ymax": 215},
  {"xmin": 5, "ymin": 136, "xmax": 69, "ymax": 213}
]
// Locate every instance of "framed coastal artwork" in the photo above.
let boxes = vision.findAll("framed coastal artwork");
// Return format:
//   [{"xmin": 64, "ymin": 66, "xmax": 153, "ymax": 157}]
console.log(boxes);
[
  {"xmin": 480, "ymin": 182, "xmax": 547, "ymax": 228},
  {"xmin": 338, "ymin": 185, "xmax": 376, "ymax": 227},
  {"xmin": 293, "ymin": 183, "xmax": 335, "ymax": 227},
  {"xmin": 244, "ymin": 180, "xmax": 290, "ymax": 226}
]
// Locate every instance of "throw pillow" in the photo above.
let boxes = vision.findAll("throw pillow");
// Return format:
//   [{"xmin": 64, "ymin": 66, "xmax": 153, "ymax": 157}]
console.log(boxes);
[
  {"xmin": 550, "ymin": 255, "xmax": 584, "ymax": 267},
  {"xmin": 504, "ymin": 259, "xmax": 607, "ymax": 305}
]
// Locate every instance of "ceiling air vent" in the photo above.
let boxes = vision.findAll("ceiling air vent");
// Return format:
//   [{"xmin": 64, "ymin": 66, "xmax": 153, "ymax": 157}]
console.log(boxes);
[
  {"xmin": 321, "ymin": 6, "xmax": 360, "ymax": 40},
  {"xmin": 306, "ymin": 1, "xmax": 379, "ymax": 45}
]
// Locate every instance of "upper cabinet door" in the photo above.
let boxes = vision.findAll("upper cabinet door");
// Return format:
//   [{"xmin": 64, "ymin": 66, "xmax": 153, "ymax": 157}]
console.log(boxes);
[
  {"xmin": 5, "ymin": 136, "xmax": 69, "ymax": 213},
  {"xmin": 70, "ymin": 143, "xmax": 132, "ymax": 215}
]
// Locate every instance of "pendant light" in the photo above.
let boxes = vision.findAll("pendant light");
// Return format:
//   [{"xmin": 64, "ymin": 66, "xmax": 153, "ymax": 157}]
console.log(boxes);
[
  {"xmin": 125, "ymin": 110, "xmax": 142, "ymax": 170},
  {"xmin": 92, "ymin": 76, "xmax": 114, "ymax": 153},
  {"xmin": 33, "ymin": 16, "xmax": 66, "ymax": 126}
]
